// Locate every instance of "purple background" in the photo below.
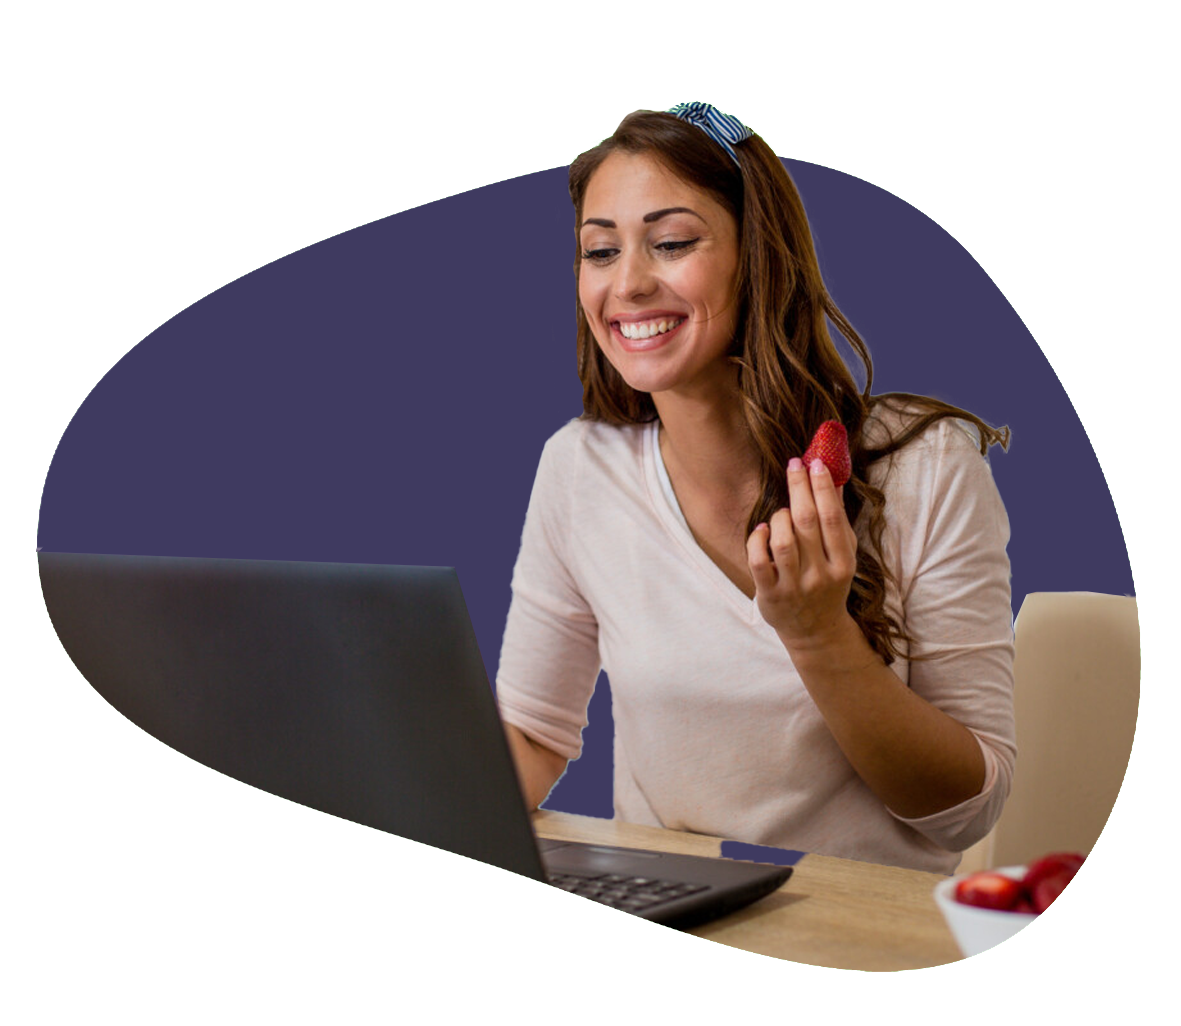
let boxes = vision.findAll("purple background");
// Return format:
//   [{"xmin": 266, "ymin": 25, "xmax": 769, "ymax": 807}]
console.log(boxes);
[{"xmin": 37, "ymin": 162, "xmax": 1133, "ymax": 817}]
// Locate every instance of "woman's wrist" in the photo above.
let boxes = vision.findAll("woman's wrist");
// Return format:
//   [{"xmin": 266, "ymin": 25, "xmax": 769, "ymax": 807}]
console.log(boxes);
[{"xmin": 775, "ymin": 611, "xmax": 879, "ymax": 673}]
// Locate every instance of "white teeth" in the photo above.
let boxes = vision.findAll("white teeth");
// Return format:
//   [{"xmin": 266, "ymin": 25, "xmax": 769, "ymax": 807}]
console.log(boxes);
[{"xmin": 617, "ymin": 317, "xmax": 684, "ymax": 340}]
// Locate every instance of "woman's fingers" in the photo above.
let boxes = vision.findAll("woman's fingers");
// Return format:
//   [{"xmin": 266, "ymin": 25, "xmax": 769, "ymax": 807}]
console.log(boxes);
[
  {"xmin": 752, "ymin": 459, "xmax": 858, "ymax": 639},
  {"xmin": 746, "ymin": 522, "xmax": 777, "ymax": 589},
  {"xmin": 807, "ymin": 458, "xmax": 857, "ymax": 576},
  {"xmin": 767, "ymin": 506, "xmax": 799, "ymax": 578},
  {"xmin": 751, "ymin": 459, "xmax": 856, "ymax": 606},
  {"xmin": 786, "ymin": 458, "xmax": 824, "ymax": 563},
  {"xmin": 786, "ymin": 456, "xmax": 857, "ymax": 570}
]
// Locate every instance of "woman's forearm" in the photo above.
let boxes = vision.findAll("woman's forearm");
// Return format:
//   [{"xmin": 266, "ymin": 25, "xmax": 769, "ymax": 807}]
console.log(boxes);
[
  {"xmin": 504, "ymin": 723, "xmax": 568, "ymax": 811},
  {"xmin": 783, "ymin": 613, "xmax": 987, "ymax": 819}
]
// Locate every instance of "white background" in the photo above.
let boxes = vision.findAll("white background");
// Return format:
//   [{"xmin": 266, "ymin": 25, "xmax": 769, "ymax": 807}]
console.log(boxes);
[{"xmin": 5, "ymin": 2, "xmax": 1175, "ymax": 1020}]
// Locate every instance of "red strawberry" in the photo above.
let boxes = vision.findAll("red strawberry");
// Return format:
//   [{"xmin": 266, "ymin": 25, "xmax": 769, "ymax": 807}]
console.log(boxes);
[
  {"xmin": 1022, "ymin": 852, "xmax": 1084, "ymax": 913},
  {"xmin": 954, "ymin": 871, "xmax": 1024, "ymax": 911},
  {"xmin": 802, "ymin": 421, "xmax": 851, "ymax": 487},
  {"xmin": 1022, "ymin": 852, "xmax": 1084, "ymax": 890},
  {"xmin": 1029, "ymin": 872, "xmax": 1075, "ymax": 913}
]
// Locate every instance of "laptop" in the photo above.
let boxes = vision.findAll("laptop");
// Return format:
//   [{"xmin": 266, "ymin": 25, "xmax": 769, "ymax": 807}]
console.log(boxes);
[{"xmin": 38, "ymin": 552, "xmax": 793, "ymax": 929}]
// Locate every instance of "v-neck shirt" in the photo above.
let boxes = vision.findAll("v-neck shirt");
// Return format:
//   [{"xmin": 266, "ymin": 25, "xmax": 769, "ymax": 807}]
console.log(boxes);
[{"xmin": 495, "ymin": 415, "xmax": 1016, "ymax": 873}]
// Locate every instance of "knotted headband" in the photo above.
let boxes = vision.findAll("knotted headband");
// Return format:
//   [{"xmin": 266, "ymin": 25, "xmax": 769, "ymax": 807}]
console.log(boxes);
[{"xmin": 666, "ymin": 102, "xmax": 753, "ymax": 166}]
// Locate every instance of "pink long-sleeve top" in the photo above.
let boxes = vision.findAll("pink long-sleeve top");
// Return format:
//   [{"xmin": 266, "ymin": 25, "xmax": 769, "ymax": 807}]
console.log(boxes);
[{"xmin": 495, "ymin": 413, "xmax": 1016, "ymax": 873}]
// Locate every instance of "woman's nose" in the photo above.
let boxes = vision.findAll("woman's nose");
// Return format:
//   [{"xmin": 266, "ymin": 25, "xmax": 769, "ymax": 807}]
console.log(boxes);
[{"xmin": 613, "ymin": 250, "xmax": 657, "ymax": 301}]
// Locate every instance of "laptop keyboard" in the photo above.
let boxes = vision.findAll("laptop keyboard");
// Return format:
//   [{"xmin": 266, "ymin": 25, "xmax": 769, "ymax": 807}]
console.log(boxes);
[{"xmin": 549, "ymin": 871, "xmax": 709, "ymax": 913}]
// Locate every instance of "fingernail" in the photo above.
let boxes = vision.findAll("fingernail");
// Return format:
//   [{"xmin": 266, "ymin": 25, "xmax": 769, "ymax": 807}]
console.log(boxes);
[
  {"xmin": 810, "ymin": 459, "xmax": 827, "ymax": 476},
  {"xmin": 757, "ymin": 522, "xmax": 769, "ymax": 531},
  {"xmin": 787, "ymin": 458, "xmax": 804, "ymax": 473}
]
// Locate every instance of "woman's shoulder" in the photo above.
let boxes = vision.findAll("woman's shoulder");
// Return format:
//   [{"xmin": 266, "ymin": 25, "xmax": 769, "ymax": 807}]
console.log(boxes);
[
  {"xmin": 862, "ymin": 400, "xmax": 985, "ymax": 462},
  {"xmin": 528, "ymin": 418, "xmax": 651, "ymax": 524},
  {"xmin": 540, "ymin": 416, "xmax": 650, "ymax": 462},
  {"xmin": 531, "ymin": 418, "xmax": 651, "ymax": 499},
  {"xmin": 861, "ymin": 402, "xmax": 997, "ymax": 516}
]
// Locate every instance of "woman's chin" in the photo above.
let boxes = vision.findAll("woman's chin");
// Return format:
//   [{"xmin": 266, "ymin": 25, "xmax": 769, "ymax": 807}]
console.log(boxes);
[
  {"xmin": 613, "ymin": 362, "xmax": 736, "ymax": 402},
  {"xmin": 601, "ymin": 356, "xmax": 664, "ymax": 395},
  {"xmin": 614, "ymin": 370, "xmax": 673, "ymax": 396}
]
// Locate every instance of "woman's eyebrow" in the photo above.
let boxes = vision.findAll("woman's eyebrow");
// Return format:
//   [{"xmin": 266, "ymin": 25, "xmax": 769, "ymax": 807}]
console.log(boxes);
[
  {"xmin": 643, "ymin": 206, "xmax": 703, "ymax": 223},
  {"xmin": 580, "ymin": 207, "xmax": 705, "ymax": 231}
]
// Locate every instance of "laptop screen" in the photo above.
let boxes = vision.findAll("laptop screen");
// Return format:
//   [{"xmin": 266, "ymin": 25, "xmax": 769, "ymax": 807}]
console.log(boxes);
[{"xmin": 39, "ymin": 552, "xmax": 547, "ymax": 880}]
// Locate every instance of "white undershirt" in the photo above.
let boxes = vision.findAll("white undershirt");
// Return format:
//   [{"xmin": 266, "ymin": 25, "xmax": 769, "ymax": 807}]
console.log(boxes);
[{"xmin": 650, "ymin": 423, "xmax": 690, "ymax": 532}]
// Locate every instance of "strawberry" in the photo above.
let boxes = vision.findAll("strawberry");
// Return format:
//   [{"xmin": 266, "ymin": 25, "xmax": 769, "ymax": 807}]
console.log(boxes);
[
  {"xmin": 1022, "ymin": 852, "xmax": 1085, "ymax": 913},
  {"xmin": 802, "ymin": 421, "xmax": 851, "ymax": 488},
  {"xmin": 1012, "ymin": 895, "xmax": 1037, "ymax": 915},
  {"xmin": 1022, "ymin": 852, "xmax": 1084, "ymax": 890},
  {"xmin": 1029, "ymin": 872, "xmax": 1074, "ymax": 913},
  {"xmin": 954, "ymin": 871, "xmax": 1024, "ymax": 911}
]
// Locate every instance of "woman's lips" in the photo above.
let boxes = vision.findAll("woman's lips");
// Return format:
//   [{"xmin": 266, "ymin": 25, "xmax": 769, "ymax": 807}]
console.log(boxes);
[{"xmin": 610, "ymin": 316, "xmax": 687, "ymax": 352}]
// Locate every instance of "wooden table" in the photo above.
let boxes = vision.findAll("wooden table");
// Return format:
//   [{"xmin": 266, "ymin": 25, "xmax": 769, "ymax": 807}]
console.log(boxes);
[{"xmin": 533, "ymin": 809, "xmax": 963, "ymax": 971}]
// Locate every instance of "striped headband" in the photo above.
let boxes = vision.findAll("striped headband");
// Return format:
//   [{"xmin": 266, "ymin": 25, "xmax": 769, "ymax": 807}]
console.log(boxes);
[{"xmin": 666, "ymin": 102, "xmax": 753, "ymax": 165}]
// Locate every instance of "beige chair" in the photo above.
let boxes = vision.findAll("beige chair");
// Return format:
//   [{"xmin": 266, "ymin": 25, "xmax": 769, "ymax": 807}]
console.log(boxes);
[{"xmin": 957, "ymin": 592, "xmax": 1140, "ymax": 873}]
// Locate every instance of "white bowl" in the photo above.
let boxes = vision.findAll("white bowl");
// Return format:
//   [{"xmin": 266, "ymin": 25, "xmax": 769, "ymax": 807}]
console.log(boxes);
[{"xmin": 933, "ymin": 865, "xmax": 1037, "ymax": 957}]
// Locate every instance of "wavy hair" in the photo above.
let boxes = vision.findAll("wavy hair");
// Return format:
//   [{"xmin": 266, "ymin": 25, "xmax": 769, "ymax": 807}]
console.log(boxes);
[{"xmin": 568, "ymin": 110, "xmax": 1010, "ymax": 665}]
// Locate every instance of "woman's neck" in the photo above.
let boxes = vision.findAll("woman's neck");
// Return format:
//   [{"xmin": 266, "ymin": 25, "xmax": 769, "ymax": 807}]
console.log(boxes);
[{"xmin": 653, "ymin": 387, "xmax": 761, "ymax": 506}]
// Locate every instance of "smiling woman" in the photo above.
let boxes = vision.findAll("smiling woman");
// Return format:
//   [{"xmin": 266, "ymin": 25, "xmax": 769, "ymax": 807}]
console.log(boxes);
[{"xmin": 495, "ymin": 104, "xmax": 1017, "ymax": 874}]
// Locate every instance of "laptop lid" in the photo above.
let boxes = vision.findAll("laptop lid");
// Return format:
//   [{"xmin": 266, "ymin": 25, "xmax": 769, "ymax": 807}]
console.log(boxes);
[{"xmin": 38, "ymin": 552, "xmax": 549, "ymax": 881}]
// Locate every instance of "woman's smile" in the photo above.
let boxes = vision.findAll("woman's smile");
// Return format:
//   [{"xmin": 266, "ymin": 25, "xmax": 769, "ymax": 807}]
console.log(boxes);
[{"xmin": 611, "ymin": 312, "xmax": 688, "ymax": 350}]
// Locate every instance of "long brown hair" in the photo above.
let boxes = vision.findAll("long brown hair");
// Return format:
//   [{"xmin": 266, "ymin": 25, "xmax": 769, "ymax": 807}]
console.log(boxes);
[{"xmin": 569, "ymin": 110, "xmax": 1010, "ymax": 665}]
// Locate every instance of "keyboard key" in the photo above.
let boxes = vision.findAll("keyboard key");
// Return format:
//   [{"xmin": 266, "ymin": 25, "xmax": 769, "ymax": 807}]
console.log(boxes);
[{"xmin": 548, "ymin": 872, "xmax": 710, "ymax": 914}]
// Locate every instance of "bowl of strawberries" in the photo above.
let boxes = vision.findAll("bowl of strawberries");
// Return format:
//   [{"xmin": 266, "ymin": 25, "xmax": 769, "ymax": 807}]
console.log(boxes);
[{"xmin": 933, "ymin": 852, "xmax": 1085, "ymax": 956}]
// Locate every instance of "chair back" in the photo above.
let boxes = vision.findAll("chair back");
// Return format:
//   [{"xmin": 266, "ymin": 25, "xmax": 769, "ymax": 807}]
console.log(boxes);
[{"xmin": 958, "ymin": 592, "xmax": 1139, "ymax": 871}]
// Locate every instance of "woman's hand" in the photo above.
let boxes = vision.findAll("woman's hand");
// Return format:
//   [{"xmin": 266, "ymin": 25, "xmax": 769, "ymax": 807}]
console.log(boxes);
[{"xmin": 747, "ymin": 456, "xmax": 859, "ymax": 651}]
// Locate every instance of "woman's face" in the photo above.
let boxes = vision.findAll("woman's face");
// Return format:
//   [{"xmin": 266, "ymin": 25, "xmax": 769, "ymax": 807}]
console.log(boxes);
[{"xmin": 578, "ymin": 151, "xmax": 741, "ymax": 400}]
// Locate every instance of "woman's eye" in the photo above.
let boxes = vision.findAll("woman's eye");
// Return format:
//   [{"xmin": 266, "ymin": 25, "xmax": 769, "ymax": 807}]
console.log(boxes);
[
  {"xmin": 656, "ymin": 238, "xmax": 700, "ymax": 255},
  {"xmin": 582, "ymin": 248, "xmax": 617, "ymax": 263}
]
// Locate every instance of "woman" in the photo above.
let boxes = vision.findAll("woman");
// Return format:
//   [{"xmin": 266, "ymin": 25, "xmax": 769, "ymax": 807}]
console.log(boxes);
[{"xmin": 496, "ymin": 103, "xmax": 1016, "ymax": 873}]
